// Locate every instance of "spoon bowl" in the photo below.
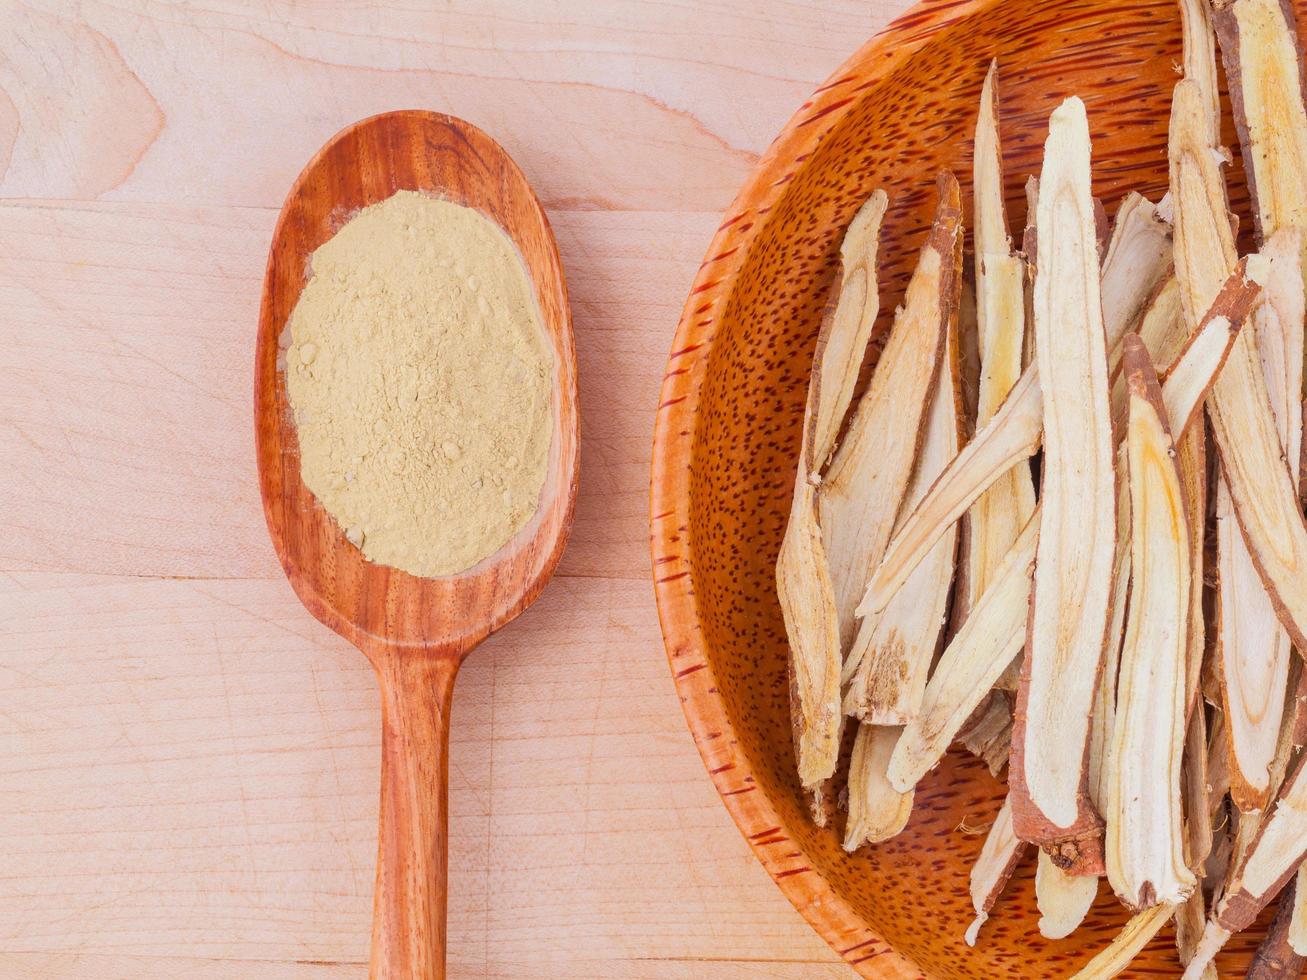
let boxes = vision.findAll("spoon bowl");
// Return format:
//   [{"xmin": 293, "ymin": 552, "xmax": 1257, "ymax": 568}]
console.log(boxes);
[{"xmin": 255, "ymin": 110, "xmax": 578, "ymax": 979}]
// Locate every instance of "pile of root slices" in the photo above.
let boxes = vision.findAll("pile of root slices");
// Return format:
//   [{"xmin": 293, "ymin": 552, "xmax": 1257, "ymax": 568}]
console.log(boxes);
[{"xmin": 777, "ymin": 1, "xmax": 1307, "ymax": 976}]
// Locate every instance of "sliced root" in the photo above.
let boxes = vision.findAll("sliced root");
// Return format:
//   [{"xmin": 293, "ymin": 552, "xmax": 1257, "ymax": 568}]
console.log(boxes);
[
  {"xmin": 1212, "ymin": 756, "xmax": 1307, "ymax": 940},
  {"xmin": 843, "ymin": 724, "xmax": 914, "ymax": 850},
  {"xmin": 1010, "ymin": 97, "xmax": 1117, "ymax": 868},
  {"xmin": 887, "ymin": 512, "xmax": 1038, "ymax": 793},
  {"xmin": 957, "ymin": 690, "xmax": 1013, "ymax": 779},
  {"xmin": 1100, "ymin": 191, "xmax": 1173, "ymax": 351},
  {"xmin": 966, "ymin": 795, "xmax": 1028, "ymax": 946},
  {"xmin": 1103, "ymin": 335, "xmax": 1196, "ymax": 910},
  {"xmin": 860, "ymin": 363, "xmax": 1041, "ymax": 617},
  {"xmin": 1070, "ymin": 902, "xmax": 1176, "ymax": 979},
  {"xmin": 1036, "ymin": 850, "xmax": 1099, "ymax": 939},
  {"xmin": 779, "ymin": 192, "xmax": 889, "ymax": 787},
  {"xmin": 1212, "ymin": 0, "xmax": 1307, "ymax": 254},
  {"xmin": 842, "ymin": 319, "xmax": 962, "ymax": 722},
  {"xmin": 968, "ymin": 60, "xmax": 1038, "ymax": 616},
  {"xmin": 820, "ymin": 176, "xmax": 961, "ymax": 647},
  {"xmin": 1291, "ymin": 864, "xmax": 1307, "ymax": 956},
  {"xmin": 1248, "ymin": 876, "xmax": 1306, "ymax": 979},
  {"xmin": 1172, "ymin": 77, "xmax": 1307, "ymax": 656}
]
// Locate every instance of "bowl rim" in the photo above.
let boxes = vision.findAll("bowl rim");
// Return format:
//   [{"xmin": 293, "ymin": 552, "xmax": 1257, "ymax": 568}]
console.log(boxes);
[{"xmin": 648, "ymin": 0, "xmax": 999, "ymax": 975}]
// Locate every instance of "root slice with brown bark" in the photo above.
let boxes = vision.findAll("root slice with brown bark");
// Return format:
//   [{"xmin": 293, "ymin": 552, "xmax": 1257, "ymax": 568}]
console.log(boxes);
[
  {"xmin": 778, "ymin": 191, "xmax": 888, "ymax": 787},
  {"xmin": 859, "ymin": 363, "xmax": 1041, "ymax": 618},
  {"xmin": 1104, "ymin": 335, "xmax": 1196, "ymax": 910},
  {"xmin": 1220, "ymin": 230, "xmax": 1304, "ymax": 813},
  {"xmin": 1291, "ymin": 864, "xmax": 1307, "ymax": 955},
  {"xmin": 1009, "ymin": 97, "xmax": 1117, "ymax": 871},
  {"xmin": 842, "ymin": 321, "xmax": 962, "ymax": 723},
  {"xmin": 887, "ymin": 511, "xmax": 1039, "ymax": 793},
  {"xmin": 1248, "ymin": 877, "xmax": 1306, "ymax": 979},
  {"xmin": 965, "ymin": 795, "xmax": 1028, "ymax": 946},
  {"xmin": 1172, "ymin": 77, "xmax": 1307, "ymax": 656},
  {"xmin": 967, "ymin": 60, "xmax": 1038, "ymax": 626},
  {"xmin": 1212, "ymin": 0, "xmax": 1307, "ymax": 263},
  {"xmin": 820, "ymin": 175, "xmax": 961, "ymax": 649},
  {"xmin": 1184, "ymin": 757, "xmax": 1307, "ymax": 977}
]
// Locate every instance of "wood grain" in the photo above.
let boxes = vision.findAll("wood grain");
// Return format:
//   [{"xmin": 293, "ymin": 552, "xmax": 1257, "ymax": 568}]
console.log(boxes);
[
  {"xmin": 0, "ymin": 2, "xmax": 914, "ymax": 976},
  {"xmin": 254, "ymin": 110, "xmax": 579, "ymax": 979}
]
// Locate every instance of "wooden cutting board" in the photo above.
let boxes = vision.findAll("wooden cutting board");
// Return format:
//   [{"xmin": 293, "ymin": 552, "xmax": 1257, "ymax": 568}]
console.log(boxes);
[{"xmin": 0, "ymin": 2, "xmax": 913, "ymax": 978}]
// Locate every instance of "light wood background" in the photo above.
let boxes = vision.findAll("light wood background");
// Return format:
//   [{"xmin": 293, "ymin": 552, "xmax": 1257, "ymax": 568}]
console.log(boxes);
[{"xmin": 0, "ymin": 2, "xmax": 911, "ymax": 977}]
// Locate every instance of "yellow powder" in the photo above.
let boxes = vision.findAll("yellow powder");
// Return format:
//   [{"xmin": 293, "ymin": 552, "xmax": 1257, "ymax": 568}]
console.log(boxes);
[{"xmin": 283, "ymin": 190, "xmax": 553, "ymax": 578}]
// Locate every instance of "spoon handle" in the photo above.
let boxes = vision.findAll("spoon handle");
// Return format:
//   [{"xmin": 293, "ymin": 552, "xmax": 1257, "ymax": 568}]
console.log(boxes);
[{"xmin": 370, "ymin": 653, "xmax": 460, "ymax": 980}]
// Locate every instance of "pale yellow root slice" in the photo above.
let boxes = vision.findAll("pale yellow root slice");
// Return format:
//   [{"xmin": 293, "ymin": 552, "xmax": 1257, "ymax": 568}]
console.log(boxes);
[
  {"xmin": 1104, "ymin": 336, "xmax": 1197, "ymax": 910},
  {"xmin": 1213, "ymin": 0, "xmax": 1307, "ymax": 276},
  {"xmin": 1219, "ymin": 233, "xmax": 1303, "ymax": 813},
  {"xmin": 1254, "ymin": 229, "xmax": 1305, "ymax": 475},
  {"xmin": 958, "ymin": 690, "xmax": 1013, "ymax": 779},
  {"xmin": 973, "ymin": 59, "xmax": 1012, "ymax": 264},
  {"xmin": 778, "ymin": 192, "xmax": 889, "ymax": 788},
  {"xmin": 1181, "ymin": 921, "xmax": 1234, "ymax": 980},
  {"xmin": 819, "ymin": 175, "xmax": 961, "ymax": 649},
  {"xmin": 1180, "ymin": 0, "xmax": 1222, "ymax": 141},
  {"xmin": 965, "ymin": 794, "xmax": 1028, "ymax": 946},
  {"xmin": 1192, "ymin": 757, "xmax": 1307, "ymax": 973},
  {"xmin": 1010, "ymin": 97, "xmax": 1117, "ymax": 871},
  {"xmin": 809, "ymin": 192, "xmax": 893, "ymax": 469},
  {"xmin": 951, "ymin": 272, "xmax": 980, "ymax": 641},
  {"xmin": 842, "ymin": 324, "xmax": 961, "ymax": 723},
  {"xmin": 859, "ymin": 364, "xmax": 1041, "ymax": 618},
  {"xmin": 1217, "ymin": 477, "xmax": 1292, "ymax": 810},
  {"xmin": 887, "ymin": 511, "xmax": 1038, "ymax": 794},
  {"xmin": 1177, "ymin": 708, "xmax": 1216, "ymax": 973},
  {"xmin": 968, "ymin": 61, "xmax": 1037, "ymax": 628},
  {"xmin": 1139, "ymin": 275, "xmax": 1186, "ymax": 360},
  {"xmin": 1070, "ymin": 903, "xmax": 1177, "ymax": 980},
  {"xmin": 1172, "ymin": 78, "xmax": 1307, "ymax": 655},
  {"xmin": 1110, "ymin": 274, "xmax": 1184, "ymax": 425},
  {"xmin": 779, "ymin": 483, "xmax": 844, "ymax": 788},
  {"xmin": 1088, "ymin": 457, "xmax": 1131, "ymax": 816},
  {"xmin": 978, "ymin": 189, "xmax": 1163, "ymax": 635},
  {"xmin": 1021, "ymin": 175, "xmax": 1039, "ymax": 369},
  {"xmin": 1142, "ymin": 278, "xmax": 1229, "ymax": 736},
  {"xmin": 1100, "ymin": 192, "xmax": 1174, "ymax": 352},
  {"xmin": 1159, "ymin": 259, "xmax": 1263, "ymax": 436},
  {"xmin": 1291, "ymin": 863, "xmax": 1307, "ymax": 955},
  {"xmin": 843, "ymin": 723, "xmax": 913, "ymax": 851},
  {"xmin": 968, "ymin": 259, "xmax": 1034, "ymax": 603},
  {"xmin": 866, "ymin": 256, "xmax": 1254, "ymax": 624},
  {"xmin": 1036, "ymin": 850, "xmax": 1100, "ymax": 939},
  {"xmin": 1134, "ymin": 269, "xmax": 1223, "ymax": 731},
  {"xmin": 1124, "ymin": 273, "xmax": 1212, "ymax": 726}
]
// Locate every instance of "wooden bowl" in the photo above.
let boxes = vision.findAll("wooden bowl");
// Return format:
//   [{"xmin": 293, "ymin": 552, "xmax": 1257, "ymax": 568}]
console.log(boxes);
[{"xmin": 649, "ymin": 1, "xmax": 1292, "ymax": 975}]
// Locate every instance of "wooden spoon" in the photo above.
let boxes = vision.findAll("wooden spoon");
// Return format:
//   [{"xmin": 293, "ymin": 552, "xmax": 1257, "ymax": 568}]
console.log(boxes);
[{"xmin": 254, "ymin": 111, "xmax": 578, "ymax": 979}]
